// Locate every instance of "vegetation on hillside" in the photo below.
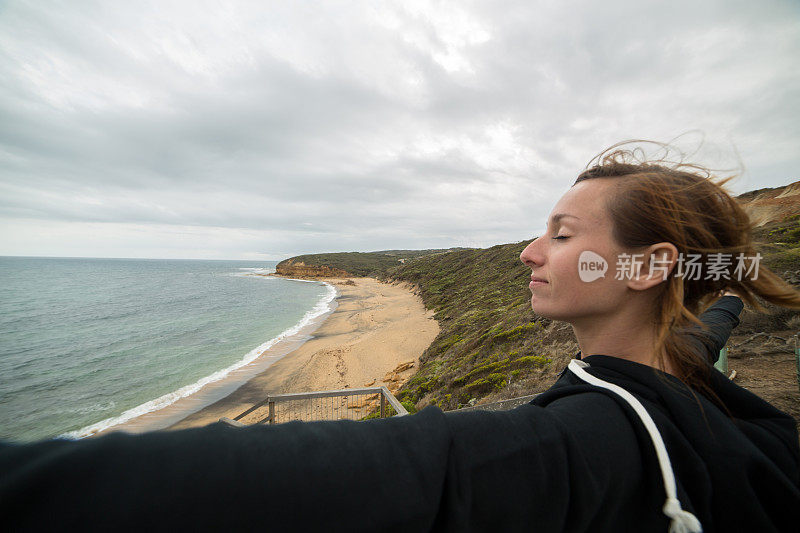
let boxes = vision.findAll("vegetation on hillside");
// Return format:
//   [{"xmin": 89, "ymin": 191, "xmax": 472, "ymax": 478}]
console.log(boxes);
[
  {"xmin": 276, "ymin": 248, "xmax": 468, "ymax": 277},
  {"xmin": 753, "ymin": 214, "xmax": 800, "ymax": 273},
  {"xmin": 383, "ymin": 242, "xmax": 566, "ymax": 410}
]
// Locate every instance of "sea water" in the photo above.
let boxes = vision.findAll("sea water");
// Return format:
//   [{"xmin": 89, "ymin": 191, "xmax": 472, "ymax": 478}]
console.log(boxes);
[{"xmin": 0, "ymin": 257, "xmax": 336, "ymax": 442}]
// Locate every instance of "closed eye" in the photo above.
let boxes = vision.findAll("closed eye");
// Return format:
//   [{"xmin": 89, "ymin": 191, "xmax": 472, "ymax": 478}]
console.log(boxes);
[{"xmin": 552, "ymin": 235, "xmax": 570, "ymax": 240}]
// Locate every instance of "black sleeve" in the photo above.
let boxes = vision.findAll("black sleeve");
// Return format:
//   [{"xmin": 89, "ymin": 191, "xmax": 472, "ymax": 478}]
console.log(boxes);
[
  {"xmin": 692, "ymin": 295, "xmax": 744, "ymax": 364},
  {"xmin": 0, "ymin": 396, "xmax": 648, "ymax": 532}
]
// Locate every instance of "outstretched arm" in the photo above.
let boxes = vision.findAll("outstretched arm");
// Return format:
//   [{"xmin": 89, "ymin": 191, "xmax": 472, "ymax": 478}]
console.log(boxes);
[
  {"xmin": 0, "ymin": 397, "xmax": 648, "ymax": 532},
  {"xmin": 692, "ymin": 292, "xmax": 744, "ymax": 364}
]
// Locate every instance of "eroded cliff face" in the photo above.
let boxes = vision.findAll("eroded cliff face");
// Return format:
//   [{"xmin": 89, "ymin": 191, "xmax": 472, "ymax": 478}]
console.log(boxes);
[
  {"xmin": 274, "ymin": 260, "xmax": 352, "ymax": 278},
  {"xmin": 737, "ymin": 180, "xmax": 800, "ymax": 226}
]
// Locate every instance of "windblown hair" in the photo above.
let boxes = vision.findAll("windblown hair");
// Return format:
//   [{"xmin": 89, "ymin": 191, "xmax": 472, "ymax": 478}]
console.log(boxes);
[{"xmin": 575, "ymin": 140, "xmax": 800, "ymax": 399}]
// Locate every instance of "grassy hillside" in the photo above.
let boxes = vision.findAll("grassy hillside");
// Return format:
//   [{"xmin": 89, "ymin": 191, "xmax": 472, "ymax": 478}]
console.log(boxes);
[
  {"xmin": 276, "ymin": 248, "xmax": 468, "ymax": 277},
  {"xmin": 385, "ymin": 227, "xmax": 800, "ymax": 412},
  {"xmin": 752, "ymin": 214, "xmax": 800, "ymax": 273},
  {"xmin": 278, "ymin": 252, "xmax": 402, "ymax": 277},
  {"xmin": 384, "ymin": 242, "xmax": 568, "ymax": 410}
]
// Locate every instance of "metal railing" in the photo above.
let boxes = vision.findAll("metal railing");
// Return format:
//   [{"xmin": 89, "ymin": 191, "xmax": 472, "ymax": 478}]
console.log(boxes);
[
  {"xmin": 220, "ymin": 339, "xmax": 800, "ymax": 428},
  {"xmin": 220, "ymin": 386, "xmax": 408, "ymax": 427}
]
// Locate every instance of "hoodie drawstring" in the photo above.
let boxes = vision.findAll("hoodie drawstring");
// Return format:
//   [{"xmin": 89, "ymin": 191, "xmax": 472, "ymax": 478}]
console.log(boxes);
[{"xmin": 567, "ymin": 359, "xmax": 703, "ymax": 533}]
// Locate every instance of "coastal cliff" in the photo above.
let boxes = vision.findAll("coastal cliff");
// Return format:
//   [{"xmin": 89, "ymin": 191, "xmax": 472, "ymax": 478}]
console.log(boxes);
[
  {"xmin": 738, "ymin": 179, "xmax": 800, "ymax": 226},
  {"xmin": 275, "ymin": 260, "xmax": 351, "ymax": 278}
]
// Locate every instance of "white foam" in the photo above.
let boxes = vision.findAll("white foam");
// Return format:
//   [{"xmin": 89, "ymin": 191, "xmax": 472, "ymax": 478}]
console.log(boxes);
[
  {"xmin": 59, "ymin": 280, "xmax": 338, "ymax": 440},
  {"xmin": 234, "ymin": 266, "xmax": 276, "ymax": 277}
]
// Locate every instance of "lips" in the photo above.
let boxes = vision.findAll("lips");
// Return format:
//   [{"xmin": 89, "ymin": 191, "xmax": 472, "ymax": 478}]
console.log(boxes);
[{"xmin": 529, "ymin": 275, "xmax": 548, "ymax": 290}]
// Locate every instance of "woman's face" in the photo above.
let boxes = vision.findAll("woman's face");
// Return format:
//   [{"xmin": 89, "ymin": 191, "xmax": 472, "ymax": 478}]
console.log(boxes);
[{"xmin": 519, "ymin": 179, "xmax": 632, "ymax": 323}]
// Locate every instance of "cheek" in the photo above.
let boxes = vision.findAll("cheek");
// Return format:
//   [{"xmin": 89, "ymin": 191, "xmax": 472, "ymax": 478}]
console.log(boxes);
[
  {"xmin": 564, "ymin": 243, "xmax": 615, "ymax": 289},
  {"xmin": 550, "ymin": 249, "xmax": 582, "ymax": 290}
]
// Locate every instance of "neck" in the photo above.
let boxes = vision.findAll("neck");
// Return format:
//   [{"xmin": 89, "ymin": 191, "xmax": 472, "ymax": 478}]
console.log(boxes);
[{"xmin": 570, "ymin": 298, "xmax": 674, "ymax": 375}]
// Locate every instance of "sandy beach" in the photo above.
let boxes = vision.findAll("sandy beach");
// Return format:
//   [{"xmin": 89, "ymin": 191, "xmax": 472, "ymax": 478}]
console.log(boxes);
[{"xmin": 163, "ymin": 277, "xmax": 439, "ymax": 429}]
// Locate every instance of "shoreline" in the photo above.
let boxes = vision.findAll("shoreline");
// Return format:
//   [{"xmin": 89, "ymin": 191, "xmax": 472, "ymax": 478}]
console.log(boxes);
[
  {"xmin": 105, "ymin": 277, "xmax": 438, "ymax": 433},
  {"xmin": 87, "ymin": 276, "xmax": 338, "ymax": 437}
]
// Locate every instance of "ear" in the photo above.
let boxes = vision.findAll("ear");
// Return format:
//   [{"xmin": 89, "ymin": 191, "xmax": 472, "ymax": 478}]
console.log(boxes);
[{"xmin": 626, "ymin": 242, "xmax": 679, "ymax": 292}]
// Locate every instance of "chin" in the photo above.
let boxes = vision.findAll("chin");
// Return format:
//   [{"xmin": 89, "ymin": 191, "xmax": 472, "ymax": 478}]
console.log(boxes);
[
  {"xmin": 530, "ymin": 301, "xmax": 575, "ymax": 323},
  {"xmin": 530, "ymin": 301, "xmax": 554, "ymax": 319}
]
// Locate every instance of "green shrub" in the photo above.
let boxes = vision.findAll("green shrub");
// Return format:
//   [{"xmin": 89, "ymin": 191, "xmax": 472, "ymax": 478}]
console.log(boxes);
[
  {"xmin": 465, "ymin": 372, "xmax": 508, "ymax": 393},
  {"xmin": 401, "ymin": 399, "xmax": 418, "ymax": 414},
  {"xmin": 489, "ymin": 323, "xmax": 541, "ymax": 344}
]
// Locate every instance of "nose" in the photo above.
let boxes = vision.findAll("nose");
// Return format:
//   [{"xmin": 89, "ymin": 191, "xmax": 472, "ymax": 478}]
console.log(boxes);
[{"xmin": 520, "ymin": 236, "xmax": 544, "ymax": 268}]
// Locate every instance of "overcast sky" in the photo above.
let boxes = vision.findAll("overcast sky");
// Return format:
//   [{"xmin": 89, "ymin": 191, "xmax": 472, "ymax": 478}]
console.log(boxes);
[{"xmin": 1, "ymin": 0, "xmax": 798, "ymax": 260}]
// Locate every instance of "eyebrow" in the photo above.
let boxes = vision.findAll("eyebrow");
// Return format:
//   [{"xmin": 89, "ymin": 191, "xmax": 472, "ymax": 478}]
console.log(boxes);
[{"xmin": 545, "ymin": 213, "xmax": 581, "ymax": 227}]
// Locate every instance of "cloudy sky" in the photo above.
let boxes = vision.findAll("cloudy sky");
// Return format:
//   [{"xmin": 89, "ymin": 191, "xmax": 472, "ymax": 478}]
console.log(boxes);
[{"xmin": 1, "ymin": 0, "xmax": 798, "ymax": 260}]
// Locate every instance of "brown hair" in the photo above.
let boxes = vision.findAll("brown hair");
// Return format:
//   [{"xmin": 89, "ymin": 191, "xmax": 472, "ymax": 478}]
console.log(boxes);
[{"xmin": 575, "ymin": 140, "xmax": 800, "ymax": 399}]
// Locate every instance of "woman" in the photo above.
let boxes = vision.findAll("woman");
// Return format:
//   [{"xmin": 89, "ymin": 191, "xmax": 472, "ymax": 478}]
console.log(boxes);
[{"xmin": 1, "ymin": 143, "xmax": 798, "ymax": 532}]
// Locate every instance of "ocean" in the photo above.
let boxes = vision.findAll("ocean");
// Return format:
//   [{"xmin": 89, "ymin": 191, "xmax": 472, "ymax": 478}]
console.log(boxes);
[{"xmin": 0, "ymin": 257, "xmax": 336, "ymax": 442}]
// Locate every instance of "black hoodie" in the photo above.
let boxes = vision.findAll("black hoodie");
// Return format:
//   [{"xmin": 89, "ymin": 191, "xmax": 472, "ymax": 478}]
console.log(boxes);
[{"xmin": 1, "ymin": 296, "xmax": 798, "ymax": 531}]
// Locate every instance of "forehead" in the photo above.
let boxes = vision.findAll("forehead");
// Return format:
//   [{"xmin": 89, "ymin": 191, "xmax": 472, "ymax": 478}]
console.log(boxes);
[{"xmin": 548, "ymin": 179, "xmax": 614, "ymax": 226}]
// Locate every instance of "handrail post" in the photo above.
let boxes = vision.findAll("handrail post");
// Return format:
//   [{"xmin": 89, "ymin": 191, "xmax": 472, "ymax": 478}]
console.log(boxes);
[
  {"xmin": 714, "ymin": 345, "xmax": 728, "ymax": 375},
  {"xmin": 380, "ymin": 394, "xmax": 386, "ymax": 418},
  {"xmin": 268, "ymin": 401, "xmax": 275, "ymax": 425}
]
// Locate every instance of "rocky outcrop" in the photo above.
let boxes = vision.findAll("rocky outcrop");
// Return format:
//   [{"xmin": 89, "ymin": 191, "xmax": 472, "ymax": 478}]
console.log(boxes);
[
  {"xmin": 275, "ymin": 260, "xmax": 351, "ymax": 278},
  {"xmin": 364, "ymin": 361, "xmax": 416, "ymax": 394},
  {"xmin": 737, "ymin": 180, "xmax": 800, "ymax": 226}
]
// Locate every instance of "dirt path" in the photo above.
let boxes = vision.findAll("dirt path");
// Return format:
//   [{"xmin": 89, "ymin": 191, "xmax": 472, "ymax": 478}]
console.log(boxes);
[{"xmin": 727, "ymin": 330, "xmax": 799, "ymax": 430}]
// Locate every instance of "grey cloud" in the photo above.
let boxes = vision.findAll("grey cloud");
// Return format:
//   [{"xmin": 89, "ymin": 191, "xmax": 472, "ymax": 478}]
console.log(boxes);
[{"xmin": 0, "ymin": 0, "xmax": 798, "ymax": 259}]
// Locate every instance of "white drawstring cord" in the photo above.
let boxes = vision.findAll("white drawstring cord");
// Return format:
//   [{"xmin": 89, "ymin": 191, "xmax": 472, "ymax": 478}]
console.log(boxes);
[{"xmin": 568, "ymin": 359, "xmax": 703, "ymax": 533}]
